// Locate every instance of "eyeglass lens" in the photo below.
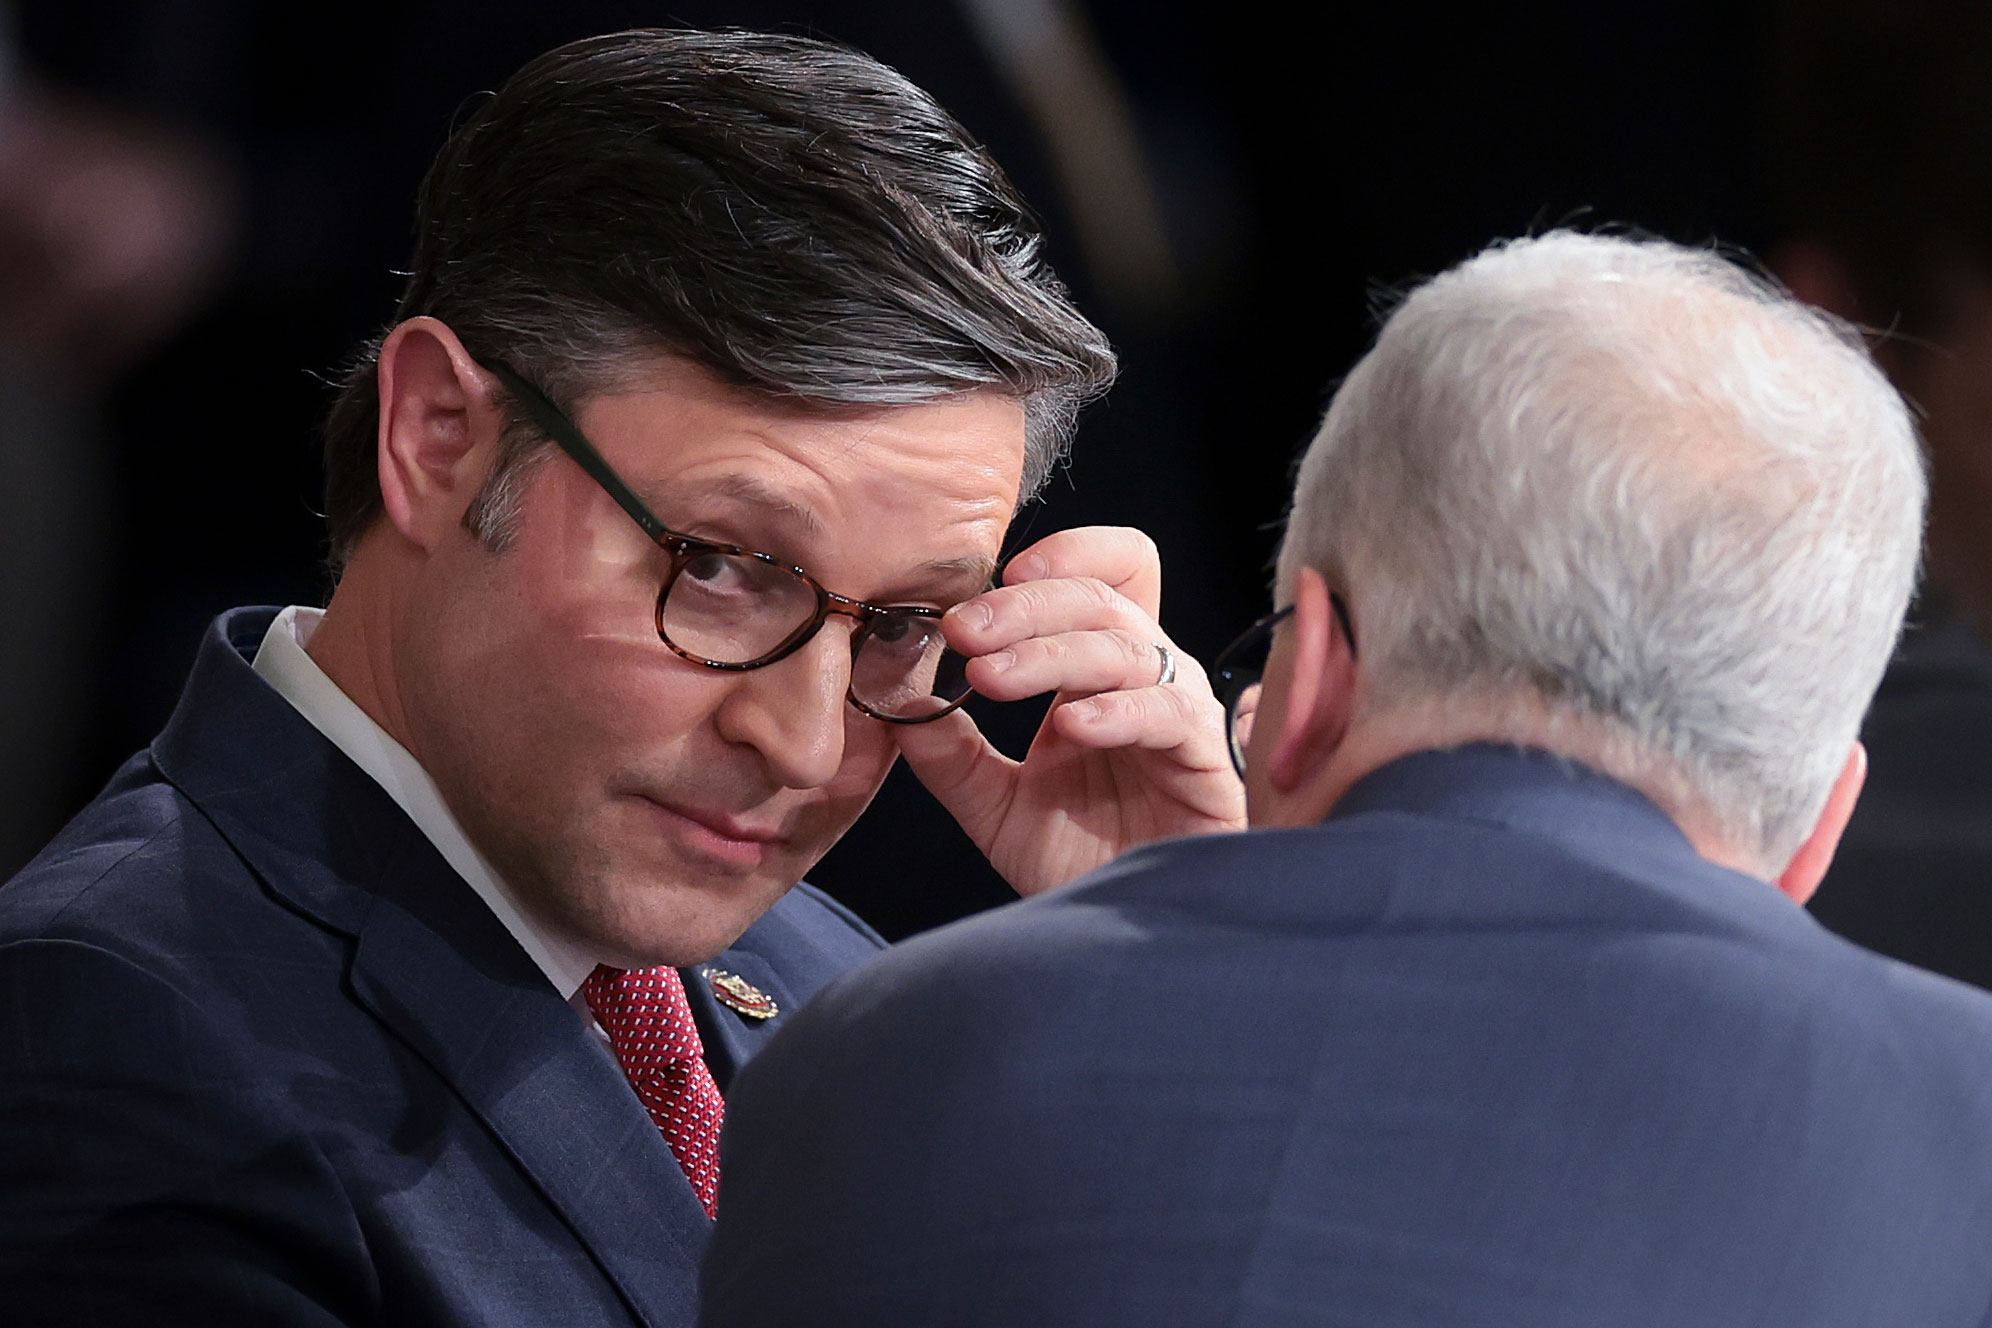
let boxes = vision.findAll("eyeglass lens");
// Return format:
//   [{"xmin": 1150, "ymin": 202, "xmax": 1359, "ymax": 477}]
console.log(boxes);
[
  {"xmin": 1227, "ymin": 681, "xmax": 1264, "ymax": 774},
  {"xmin": 1214, "ymin": 606, "xmax": 1293, "ymax": 778},
  {"xmin": 480, "ymin": 356, "xmax": 976, "ymax": 724},
  {"xmin": 660, "ymin": 549, "xmax": 972, "ymax": 722},
  {"xmin": 1216, "ymin": 660, "xmax": 1267, "ymax": 777}
]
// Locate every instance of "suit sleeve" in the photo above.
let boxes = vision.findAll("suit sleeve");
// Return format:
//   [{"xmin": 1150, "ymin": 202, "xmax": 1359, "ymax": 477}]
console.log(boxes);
[{"xmin": 0, "ymin": 938, "xmax": 374, "ymax": 1325}]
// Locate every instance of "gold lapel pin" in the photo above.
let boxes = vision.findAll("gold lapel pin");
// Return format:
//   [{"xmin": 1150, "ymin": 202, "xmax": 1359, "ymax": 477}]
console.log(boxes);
[{"xmin": 701, "ymin": 968, "xmax": 779, "ymax": 1020}]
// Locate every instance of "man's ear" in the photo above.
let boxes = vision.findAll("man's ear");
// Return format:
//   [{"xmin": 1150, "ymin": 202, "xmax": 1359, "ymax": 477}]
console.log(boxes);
[
  {"xmin": 1265, "ymin": 566, "xmax": 1357, "ymax": 795},
  {"xmin": 376, "ymin": 316, "xmax": 505, "ymax": 551},
  {"xmin": 1777, "ymin": 742, "xmax": 1867, "ymax": 906}
]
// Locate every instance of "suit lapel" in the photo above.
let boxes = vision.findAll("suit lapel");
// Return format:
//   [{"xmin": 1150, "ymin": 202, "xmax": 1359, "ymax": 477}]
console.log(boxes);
[
  {"xmin": 154, "ymin": 610, "xmax": 714, "ymax": 1326},
  {"xmin": 681, "ymin": 949, "xmax": 804, "ymax": 1093},
  {"xmin": 347, "ymin": 837, "xmax": 712, "ymax": 1327}
]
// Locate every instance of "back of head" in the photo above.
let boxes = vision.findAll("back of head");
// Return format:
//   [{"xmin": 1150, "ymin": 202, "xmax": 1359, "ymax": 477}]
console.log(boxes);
[
  {"xmin": 1280, "ymin": 231, "xmax": 1925, "ymax": 869},
  {"xmin": 321, "ymin": 27, "xmax": 1116, "ymax": 572}
]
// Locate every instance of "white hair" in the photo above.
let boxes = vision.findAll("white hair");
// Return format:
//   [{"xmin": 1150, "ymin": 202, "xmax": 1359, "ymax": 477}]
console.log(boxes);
[{"xmin": 1278, "ymin": 231, "xmax": 1926, "ymax": 869}]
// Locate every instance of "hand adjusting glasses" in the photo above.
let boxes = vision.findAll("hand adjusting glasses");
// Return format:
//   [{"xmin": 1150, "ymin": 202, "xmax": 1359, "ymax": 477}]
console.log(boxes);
[{"xmin": 485, "ymin": 361, "xmax": 978, "ymax": 724}]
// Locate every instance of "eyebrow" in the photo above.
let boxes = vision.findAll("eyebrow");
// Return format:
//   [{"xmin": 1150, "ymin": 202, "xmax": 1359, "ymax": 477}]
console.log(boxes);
[
  {"xmin": 663, "ymin": 474, "xmax": 829, "ymax": 543},
  {"xmin": 659, "ymin": 474, "xmax": 1000, "ymax": 600},
  {"xmin": 892, "ymin": 554, "xmax": 1002, "ymax": 602}
]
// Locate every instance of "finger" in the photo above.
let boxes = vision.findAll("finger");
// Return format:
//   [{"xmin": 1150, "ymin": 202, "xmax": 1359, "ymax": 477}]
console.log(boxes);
[
  {"xmin": 945, "ymin": 573, "xmax": 1151, "ymax": 657},
  {"xmin": 1052, "ymin": 684, "xmax": 1239, "ymax": 781},
  {"xmin": 891, "ymin": 708, "xmax": 1021, "ymax": 852},
  {"xmin": 1002, "ymin": 526, "xmax": 1161, "ymax": 616},
  {"xmin": 966, "ymin": 628, "xmax": 1198, "ymax": 703}
]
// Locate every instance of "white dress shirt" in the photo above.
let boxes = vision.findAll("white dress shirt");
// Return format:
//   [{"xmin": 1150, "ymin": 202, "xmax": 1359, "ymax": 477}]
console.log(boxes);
[{"xmin": 252, "ymin": 605, "xmax": 600, "ymax": 1003}]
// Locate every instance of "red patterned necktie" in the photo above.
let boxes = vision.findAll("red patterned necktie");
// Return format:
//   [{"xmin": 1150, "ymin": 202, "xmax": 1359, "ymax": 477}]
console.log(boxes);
[{"xmin": 582, "ymin": 964, "xmax": 725, "ymax": 1217}]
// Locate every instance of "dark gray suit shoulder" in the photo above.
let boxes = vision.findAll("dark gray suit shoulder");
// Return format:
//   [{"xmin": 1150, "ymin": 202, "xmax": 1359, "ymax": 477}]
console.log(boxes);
[{"xmin": 707, "ymin": 750, "xmax": 1992, "ymax": 1328}]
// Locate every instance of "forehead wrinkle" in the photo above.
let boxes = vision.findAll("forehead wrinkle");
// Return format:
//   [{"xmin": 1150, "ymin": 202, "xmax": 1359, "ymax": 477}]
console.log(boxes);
[{"xmin": 654, "ymin": 473, "xmax": 829, "ymax": 542}]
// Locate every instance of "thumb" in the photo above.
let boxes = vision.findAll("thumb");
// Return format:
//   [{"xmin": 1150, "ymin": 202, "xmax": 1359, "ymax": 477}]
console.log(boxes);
[{"xmin": 893, "ymin": 709, "xmax": 1019, "ymax": 853}]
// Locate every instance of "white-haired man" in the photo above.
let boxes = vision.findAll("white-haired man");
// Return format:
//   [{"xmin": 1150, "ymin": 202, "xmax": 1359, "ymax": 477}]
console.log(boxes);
[{"xmin": 697, "ymin": 232, "xmax": 1992, "ymax": 1327}]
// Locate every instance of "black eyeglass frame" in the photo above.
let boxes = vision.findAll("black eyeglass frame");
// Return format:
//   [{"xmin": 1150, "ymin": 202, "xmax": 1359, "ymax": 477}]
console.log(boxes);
[
  {"xmin": 1211, "ymin": 593, "xmax": 1357, "ymax": 778},
  {"xmin": 483, "ymin": 359, "xmax": 979, "ymax": 725}
]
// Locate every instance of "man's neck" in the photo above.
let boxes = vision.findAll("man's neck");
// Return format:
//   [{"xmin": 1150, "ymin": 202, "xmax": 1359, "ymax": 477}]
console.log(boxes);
[
  {"xmin": 305, "ymin": 558, "xmax": 422, "ymax": 760},
  {"xmin": 1276, "ymin": 705, "xmax": 1764, "ymax": 881}
]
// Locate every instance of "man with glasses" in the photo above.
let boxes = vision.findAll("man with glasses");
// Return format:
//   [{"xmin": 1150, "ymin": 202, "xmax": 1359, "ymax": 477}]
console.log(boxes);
[
  {"xmin": 701, "ymin": 232, "xmax": 1992, "ymax": 1327},
  {"xmin": 0, "ymin": 29, "xmax": 1239, "ymax": 1325}
]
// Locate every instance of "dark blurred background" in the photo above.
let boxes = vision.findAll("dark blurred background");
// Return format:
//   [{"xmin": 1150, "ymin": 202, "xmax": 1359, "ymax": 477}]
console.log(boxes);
[{"xmin": 7, "ymin": 0, "xmax": 1989, "ymax": 981}]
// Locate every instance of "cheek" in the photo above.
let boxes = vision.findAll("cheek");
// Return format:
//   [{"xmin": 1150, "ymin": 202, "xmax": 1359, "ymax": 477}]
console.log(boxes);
[
  {"xmin": 455, "ymin": 541, "xmax": 689, "ymax": 743},
  {"xmin": 829, "ymin": 715, "xmax": 900, "ymax": 805},
  {"xmin": 512, "ymin": 647, "xmax": 725, "ymax": 791},
  {"xmin": 416, "ymin": 590, "xmax": 686, "ymax": 796},
  {"xmin": 795, "ymin": 719, "xmax": 901, "ymax": 839}
]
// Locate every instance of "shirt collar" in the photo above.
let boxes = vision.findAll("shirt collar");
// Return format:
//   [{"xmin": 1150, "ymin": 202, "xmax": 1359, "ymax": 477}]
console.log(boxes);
[{"xmin": 251, "ymin": 605, "xmax": 599, "ymax": 999}]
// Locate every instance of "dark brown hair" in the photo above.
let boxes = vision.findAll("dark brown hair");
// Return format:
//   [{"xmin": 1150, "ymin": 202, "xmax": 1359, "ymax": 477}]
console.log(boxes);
[{"xmin": 321, "ymin": 28, "xmax": 1116, "ymax": 571}]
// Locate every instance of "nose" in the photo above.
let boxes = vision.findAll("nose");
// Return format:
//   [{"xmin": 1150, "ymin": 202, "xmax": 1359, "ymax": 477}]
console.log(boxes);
[{"xmin": 711, "ymin": 619, "xmax": 856, "ymax": 790}]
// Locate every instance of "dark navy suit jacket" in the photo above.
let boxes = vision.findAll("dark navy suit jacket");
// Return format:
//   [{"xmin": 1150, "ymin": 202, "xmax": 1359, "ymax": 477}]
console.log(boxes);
[
  {"xmin": 0, "ymin": 608, "xmax": 886, "ymax": 1326},
  {"xmin": 703, "ymin": 745, "xmax": 1992, "ymax": 1327}
]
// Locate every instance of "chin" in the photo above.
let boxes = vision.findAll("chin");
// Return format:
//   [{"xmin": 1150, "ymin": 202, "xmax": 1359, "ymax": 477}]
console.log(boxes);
[{"xmin": 592, "ymin": 867, "xmax": 802, "ymax": 970}]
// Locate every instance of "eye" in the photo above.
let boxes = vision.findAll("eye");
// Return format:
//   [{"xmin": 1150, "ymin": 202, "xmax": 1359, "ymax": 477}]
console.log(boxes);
[
  {"xmin": 866, "ymin": 612, "xmax": 940, "ymax": 656},
  {"xmin": 680, "ymin": 551, "xmax": 756, "ymax": 594}
]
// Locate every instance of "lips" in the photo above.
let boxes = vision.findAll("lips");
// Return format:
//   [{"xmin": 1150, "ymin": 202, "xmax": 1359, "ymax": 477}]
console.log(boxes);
[
  {"xmin": 637, "ymin": 796, "xmax": 787, "ymax": 870},
  {"xmin": 660, "ymin": 802, "xmax": 784, "ymax": 844}
]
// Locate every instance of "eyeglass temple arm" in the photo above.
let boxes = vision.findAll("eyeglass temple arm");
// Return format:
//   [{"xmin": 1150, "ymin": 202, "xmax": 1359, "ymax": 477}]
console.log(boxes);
[{"xmin": 484, "ymin": 360, "xmax": 672, "ymax": 543}]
